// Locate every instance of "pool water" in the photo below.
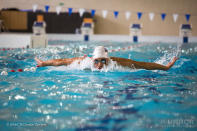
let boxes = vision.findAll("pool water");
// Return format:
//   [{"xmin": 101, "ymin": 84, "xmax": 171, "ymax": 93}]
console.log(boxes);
[{"xmin": 0, "ymin": 41, "xmax": 197, "ymax": 131}]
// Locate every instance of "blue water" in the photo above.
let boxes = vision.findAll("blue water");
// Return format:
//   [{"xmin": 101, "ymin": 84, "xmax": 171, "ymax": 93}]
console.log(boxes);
[{"xmin": 0, "ymin": 41, "xmax": 197, "ymax": 131}]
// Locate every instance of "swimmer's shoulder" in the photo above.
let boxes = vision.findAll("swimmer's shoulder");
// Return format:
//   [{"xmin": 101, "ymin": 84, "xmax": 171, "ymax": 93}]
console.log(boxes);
[
  {"xmin": 110, "ymin": 57, "xmax": 134, "ymax": 62},
  {"xmin": 109, "ymin": 57, "xmax": 137, "ymax": 67}
]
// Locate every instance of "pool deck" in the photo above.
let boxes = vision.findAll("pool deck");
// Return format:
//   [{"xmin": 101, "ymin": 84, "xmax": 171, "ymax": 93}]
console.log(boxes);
[{"xmin": 0, "ymin": 33, "xmax": 197, "ymax": 48}]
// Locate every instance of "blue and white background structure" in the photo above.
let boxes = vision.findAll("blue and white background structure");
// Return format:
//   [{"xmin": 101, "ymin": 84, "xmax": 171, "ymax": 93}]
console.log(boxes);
[{"xmin": 0, "ymin": 0, "xmax": 197, "ymax": 46}]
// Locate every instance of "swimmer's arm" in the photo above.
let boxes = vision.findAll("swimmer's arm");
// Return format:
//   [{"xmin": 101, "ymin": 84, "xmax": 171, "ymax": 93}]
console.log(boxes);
[
  {"xmin": 35, "ymin": 57, "xmax": 85, "ymax": 67},
  {"xmin": 110, "ymin": 57, "xmax": 178, "ymax": 71}
]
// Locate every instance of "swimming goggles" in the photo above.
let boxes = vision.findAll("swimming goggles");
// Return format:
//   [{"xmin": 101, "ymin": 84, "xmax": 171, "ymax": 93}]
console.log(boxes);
[{"xmin": 94, "ymin": 59, "xmax": 107, "ymax": 64}]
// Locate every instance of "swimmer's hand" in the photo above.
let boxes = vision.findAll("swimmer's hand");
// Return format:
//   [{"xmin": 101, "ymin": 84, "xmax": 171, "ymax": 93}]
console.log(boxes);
[
  {"xmin": 166, "ymin": 57, "xmax": 179, "ymax": 70},
  {"xmin": 35, "ymin": 57, "xmax": 44, "ymax": 67}
]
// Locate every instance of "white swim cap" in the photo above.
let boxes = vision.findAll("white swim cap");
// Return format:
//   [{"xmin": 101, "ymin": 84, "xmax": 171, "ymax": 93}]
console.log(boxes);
[{"xmin": 93, "ymin": 46, "xmax": 109, "ymax": 59}]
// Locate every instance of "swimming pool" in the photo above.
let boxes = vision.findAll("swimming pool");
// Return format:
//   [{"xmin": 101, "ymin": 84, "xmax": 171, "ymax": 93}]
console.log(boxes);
[{"xmin": 0, "ymin": 41, "xmax": 197, "ymax": 130}]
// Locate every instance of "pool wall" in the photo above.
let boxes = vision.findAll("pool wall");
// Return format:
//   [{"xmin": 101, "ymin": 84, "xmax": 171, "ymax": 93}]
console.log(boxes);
[{"xmin": 0, "ymin": 33, "xmax": 197, "ymax": 48}]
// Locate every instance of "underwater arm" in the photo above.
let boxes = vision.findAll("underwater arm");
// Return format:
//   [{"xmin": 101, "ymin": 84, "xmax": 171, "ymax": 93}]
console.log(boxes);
[
  {"xmin": 35, "ymin": 57, "xmax": 85, "ymax": 67},
  {"xmin": 110, "ymin": 57, "xmax": 178, "ymax": 71}
]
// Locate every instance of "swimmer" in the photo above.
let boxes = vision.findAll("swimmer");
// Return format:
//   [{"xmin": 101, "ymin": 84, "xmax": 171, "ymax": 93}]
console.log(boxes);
[{"xmin": 35, "ymin": 46, "xmax": 178, "ymax": 71}]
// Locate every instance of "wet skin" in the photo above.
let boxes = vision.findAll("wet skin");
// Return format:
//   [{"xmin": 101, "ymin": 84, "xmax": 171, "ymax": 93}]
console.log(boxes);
[{"xmin": 35, "ymin": 56, "xmax": 178, "ymax": 71}]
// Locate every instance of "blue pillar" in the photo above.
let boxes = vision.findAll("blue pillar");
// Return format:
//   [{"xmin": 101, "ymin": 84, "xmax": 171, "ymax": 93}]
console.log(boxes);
[
  {"xmin": 183, "ymin": 36, "xmax": 188, "ymax": 43},
  {"xmin": 84, "ymin": 35, "xmax": 89, "ymax": 41},
  {"xmin": 133, "ymin": 36, "xmax": 138, "ymax": 43}
]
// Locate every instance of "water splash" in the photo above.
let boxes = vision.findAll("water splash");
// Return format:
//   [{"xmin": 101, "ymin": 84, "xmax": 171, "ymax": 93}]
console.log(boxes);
[
  {"xmin": 176, "ymin": 42, "xmax": 183, "ymax": 58},
  {"xmin": 155, "ymin": 43, "xmax": 182, "ymax": 65}
]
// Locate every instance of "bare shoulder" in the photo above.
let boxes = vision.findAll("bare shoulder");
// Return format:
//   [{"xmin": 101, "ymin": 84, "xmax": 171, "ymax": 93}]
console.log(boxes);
[
  {"xmin": 109, "ymin": 57, "xmax": 147, "ymax": 69},
  {"xmin": 110, "ymin": 57, "xmax": 134, "ymax": 62},
  {"xmin": 109, "ymin": 57, "xmax": 136, "ymax": 67}
]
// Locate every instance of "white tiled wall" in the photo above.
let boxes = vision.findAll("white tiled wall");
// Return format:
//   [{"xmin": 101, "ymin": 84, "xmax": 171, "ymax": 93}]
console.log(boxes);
[
  {"xmin": 0, "ymin": 33, "xmax": 31, "ymax": 48},
  {"xmin": 0, "ymin": 33, "xmax": 197, "ymax": 48}
]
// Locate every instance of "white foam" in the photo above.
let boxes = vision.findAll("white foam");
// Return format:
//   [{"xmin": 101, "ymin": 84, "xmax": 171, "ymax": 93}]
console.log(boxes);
[
  {"xmin": 15, "ymin": 95, "xmax": 26, "ymax": 100},
  {"xmin": 1, "ymin": 71, "xmax": 8, "ymax": 75}
]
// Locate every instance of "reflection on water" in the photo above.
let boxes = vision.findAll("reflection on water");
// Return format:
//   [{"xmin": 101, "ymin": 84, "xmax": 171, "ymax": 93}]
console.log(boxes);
[{"xmin": 0, "ymin": 41, "xmax": 197, "ymax": 130}]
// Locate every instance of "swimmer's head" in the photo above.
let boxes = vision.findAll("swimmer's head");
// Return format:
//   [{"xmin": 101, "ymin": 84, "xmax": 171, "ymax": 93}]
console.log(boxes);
[
  {"xmin": 93, "ymin": 46, "xmax": 109, "ymax": 59},
  {"xmin": 92, "ymin": 46, "xmax": 109, "ymax": 70}
]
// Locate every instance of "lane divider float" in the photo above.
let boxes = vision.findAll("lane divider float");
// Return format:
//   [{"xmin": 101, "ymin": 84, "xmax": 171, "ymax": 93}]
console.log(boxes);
[
  {"xmin": 0, "ymin": 47, "xmax": 25, "ymax": 51},
  {"xmin": 107, "ymin": 42, "xmax": 160, "ymax": 53},
  {"xmin": 1, "ymin": 66, "xmax": 38, "ymax": 76}
]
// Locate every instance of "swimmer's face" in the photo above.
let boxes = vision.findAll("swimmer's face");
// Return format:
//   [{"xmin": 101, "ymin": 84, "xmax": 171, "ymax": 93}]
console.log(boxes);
[{"xmin": 93, "ymin": 58, "xmax": 109, "ymax": 70}]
